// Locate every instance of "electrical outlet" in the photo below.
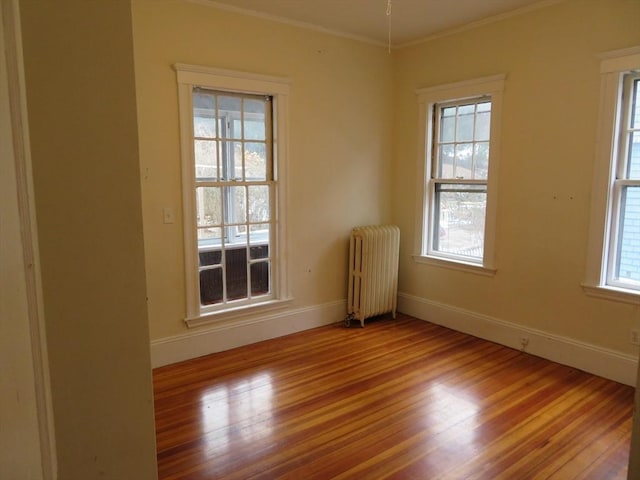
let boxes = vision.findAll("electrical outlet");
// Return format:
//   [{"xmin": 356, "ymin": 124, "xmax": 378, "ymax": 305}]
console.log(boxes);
[
  {"xmin": 519, "ymin": 337, "xmax": 529, "ymax": 350},
  {"xmin": 631, "ymin": 329, "xmax": 640, "ymax": 346}
]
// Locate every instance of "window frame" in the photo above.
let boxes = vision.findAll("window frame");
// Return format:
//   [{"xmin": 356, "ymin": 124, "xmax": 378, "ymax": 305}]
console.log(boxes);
[
  {"xmin": 414, "ymin": 75, "xmax": 505, "ymax": 275},
  {"xmin": 583, "ymin": 47, "xmax": 640, "ymax": 304},
  {"xmin": 175, "ymin": 64, "xmax": 292, "ymax": 325}
]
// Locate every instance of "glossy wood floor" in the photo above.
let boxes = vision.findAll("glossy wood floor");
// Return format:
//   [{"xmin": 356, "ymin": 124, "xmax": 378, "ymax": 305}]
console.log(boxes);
[{"xmin": 154, "ymin": 315, "xmax": 635, "ymax": 479}]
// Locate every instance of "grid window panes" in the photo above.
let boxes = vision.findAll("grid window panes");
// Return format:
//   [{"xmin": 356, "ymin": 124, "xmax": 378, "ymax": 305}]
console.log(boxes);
[
  {"xmin": 193, "ymin": 89, "xmax": 273, "ymax": 306},
  {"xmin": 609, "ymin": 74, "xmax": 640, "ymax": 290},
  {"xmin": 429, "ymin": 98, "xmax": 491, "ymax": 262}
]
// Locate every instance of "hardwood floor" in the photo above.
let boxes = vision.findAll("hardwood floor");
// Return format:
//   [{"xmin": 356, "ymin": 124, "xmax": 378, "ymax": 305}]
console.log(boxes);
[{"xmin": 153, "ymin": 315, "xmax": 634, "ymax": 479}]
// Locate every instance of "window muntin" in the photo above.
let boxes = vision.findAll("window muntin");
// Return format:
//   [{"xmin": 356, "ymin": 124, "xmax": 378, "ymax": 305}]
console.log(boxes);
[
  {"xmin": 607, "ymin": 74, "xmax": 640, "ymax": 290},
  {"xmin": 427, "ymin": 98, "xmax": 492, "ymax": 263},
  {"xmin": 192, "ymin": 89, "xmax": 274, "ymax": 308}
]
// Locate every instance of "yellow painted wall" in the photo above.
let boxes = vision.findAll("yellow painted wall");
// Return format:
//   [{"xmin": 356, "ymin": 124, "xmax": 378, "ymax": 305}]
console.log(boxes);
[
  {"xmin": 393, "ymin": 0, "xmax": 640, "ymax": 354},
  {"xmin": 132, "ymin": 0, "xmax": 393, "ymax": 340},
  {"xmin": 20, "ymin": 0, "xmax": 158, "ymax": 478}
]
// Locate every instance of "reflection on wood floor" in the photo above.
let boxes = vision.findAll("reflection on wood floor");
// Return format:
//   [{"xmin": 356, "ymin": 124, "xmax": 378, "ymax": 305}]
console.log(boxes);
[{"xmin": 154, "ymin": 314, "xmax": 634, "ymax": 479}]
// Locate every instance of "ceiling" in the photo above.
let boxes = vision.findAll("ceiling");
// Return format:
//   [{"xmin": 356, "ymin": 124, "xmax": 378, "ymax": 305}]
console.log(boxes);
[{"xmin": 206, "ymin": 0, "xmax": 558, "ymax": 47}]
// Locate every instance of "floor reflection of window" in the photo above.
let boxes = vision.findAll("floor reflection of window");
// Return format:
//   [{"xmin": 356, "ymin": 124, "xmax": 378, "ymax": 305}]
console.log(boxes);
[
  {"xmin": 428, "ymin": 383, "xmax": 479, "ymax": 447},
  {"xmin": 200, "ymin": 373, "xmax": 274, "ymax": 456}
]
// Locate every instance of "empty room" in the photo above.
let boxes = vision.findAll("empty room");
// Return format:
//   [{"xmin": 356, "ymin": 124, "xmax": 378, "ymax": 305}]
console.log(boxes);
[{"xmin": 4, "ymin": 0, "xmax": 640, "ymax": 478}]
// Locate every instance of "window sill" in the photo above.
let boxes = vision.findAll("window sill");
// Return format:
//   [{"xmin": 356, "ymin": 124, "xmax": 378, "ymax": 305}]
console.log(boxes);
[
  {"xmin": 581, "ymin": 284, "xmax": 640, "ymax": 305},
  {"xmin": 412, "ymin": 254, "xmax": 496, "ymax": 277},
  {"xmin": 185, "ymin": 297, "xmax": 294, "ymax": 328}
]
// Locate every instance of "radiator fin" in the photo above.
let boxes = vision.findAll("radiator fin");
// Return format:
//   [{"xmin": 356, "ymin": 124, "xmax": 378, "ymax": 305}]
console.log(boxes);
[{"xmin": 347, "ymin": 225, "xmax": 400, "ymax": 327}]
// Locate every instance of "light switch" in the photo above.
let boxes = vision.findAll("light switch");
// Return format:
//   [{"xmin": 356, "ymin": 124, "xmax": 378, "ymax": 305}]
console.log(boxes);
[{"xmin": 163, "ymin": 207, "xmax": 175, "ymax": 224}]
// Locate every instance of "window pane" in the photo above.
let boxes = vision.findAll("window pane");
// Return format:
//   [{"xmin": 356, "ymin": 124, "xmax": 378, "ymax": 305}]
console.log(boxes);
[
  {"xmin": 615, "ymin": 186, "xmax": 640, "ymax": 284},
  {"xmin": 627, "ymin": 131, "xmax": 640, "ymax": 179},
  {"xmin": 434, "ymin": 185, "xmax": 486, "ymax": 260},
  {"xmin": 196, "ymin": 187, "xmax": 222, "ymax": 226},
  {"xmin": 473, "ymin": 143, "xmax": 490, "ymax": 180},
  {"xmin": 250, "ymin": 243, "xmax": 269, "ymax": 260},
  {"xmin": 477, "ymin": 101, "xmax": 491, "ymax": 113},
  {"xmin": 218, "ymin": 96, "xmax": 241, "ymax": 139},
  {"xmin": 248, "ymin": 185, "xmax": 270, "ymax": 222},
  {"xmin": 454, "ymin": 143, "xmax": 473, "ymax": 179},
  {"xmin": 195, "ymin": 140, "xmax": 218, "ymax": 180},
  {"xmin": 245, "ymin": 143, "xmax": 267, "ymax": 180},
  {"xmin": 197, "ymin": 226, "xmax": 222, "ymax": 244},
  {"xmin": 456, "ymin": 105, "xmax": 475, "ymax": 142},
  {"xmin": 475, "ymin": 110, "xmax": 491, "ymax": 141},
  {"xmin": 221, "ymin": 141, "xmax": 242, "ymax": 180},
  {"xmin": 226, "ymin": 247, "xmax": 248, "ymax": 300},
  {"xmin": 244, "ymin": 99, "xmax": 266, "ymax": 140},
  {"xmin": 200, "ymin": 267, "xmax": 223, "ymax": 305},
  {"xmin": 440, "ymin": 115, "xmax": 455, "ymax": 143},
  {"xmin": 194, "ymin": 115, "xmax": 216, "ymax": 139},
  {"xmin": 438, "ymin": 144, "xmax": 454, "ymax": 178},
  {"xmin": 229, "ymin": 186, "xmax": 246, "ymax": 224},
  {"xmin": 250, "ymin": 261, "xmax": 270, "ymax": 296},
  {"xmin": 249, "ymin": 223, "xmax": 269, "ymax": 251},
  {"xmin": 199, "ymin": 249, "xmax": 221, "ymax": 266}
]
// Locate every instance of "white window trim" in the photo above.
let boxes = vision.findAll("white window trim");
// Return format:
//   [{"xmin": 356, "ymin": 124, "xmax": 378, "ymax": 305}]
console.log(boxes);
[
  {"xmin": 414, "ymin": 74, "xmax": 505, "ymax": 275},
  {"xmin": 175, "ymin": 64, "xmax": 292, "ymax": 326},
  {"xmin": 583, "ymin": 47, "xmax": 640, "ymax": 304}
]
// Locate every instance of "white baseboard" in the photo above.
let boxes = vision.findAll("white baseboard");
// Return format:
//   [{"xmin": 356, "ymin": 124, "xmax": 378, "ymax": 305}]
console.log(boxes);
[
  {"xmin": 398, "ymin": 292, "xmax": 638, "ymax": 386},
  {"xmin": 150, "ymin": 300, "xmax": 346, "ymax": 368}
]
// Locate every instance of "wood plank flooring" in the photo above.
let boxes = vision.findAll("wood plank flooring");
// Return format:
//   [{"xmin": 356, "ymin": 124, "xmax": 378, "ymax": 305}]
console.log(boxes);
[{"xmin": 153, "ymin": 314, "xmax": 635, "ymax": 479}]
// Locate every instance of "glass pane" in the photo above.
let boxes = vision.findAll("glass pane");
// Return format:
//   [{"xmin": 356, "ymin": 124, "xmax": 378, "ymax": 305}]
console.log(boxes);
[
  {"xmin": 454, "ymin": 143, "xmax": 473, "ymax": 179},
  {"xmin": 226, "ymin": 247, "xmax": 248, "ymax": 301},
  {"xmin": 245, "ymin": 143, "xmax": 267, "ymax": 180},
  {"xmin": 218, "ymin": 96, "xmax": 241, "ymax": 139},
  {"xmin": 440, "ymin": 115, "xmax": 455, "ymax": 143},
  {"xmin": 229, "ymin": 186, "xmax": 246, "ymax": 224},
  {"xmin": 194, "ymin": 115, "xmax": 216, "ymax": 139},
  {"xmin": 475, "ymin": 111, "xmax": 491, "ymax": 141},
  {"xmin": 196, "ymin": 187, "xmax": 222, "ymax": 226},
  {"xmin": 473, "ymin": 143, "xmax": 490, "ymax": 180},
  {"xmin": 477, "ymin": 101, "xmax": 491, "ymax": 113},
  {"xmin": 199, "ymin": 249, "xmax": 221, "ymax": 266},
  {"xmin": 200, "ymin": 267, "xmax": 223, "ymax": 305},
  {"xmin": 197, "ymin": 226, "xmax": 222, "ymax": 243},
  {"xmin": 249, "ymin": 224, "xmax": 269, "ymax": 262},
  {"xmin": 456, "ymin": 105, "xmax": 475, "ymax": 142},
  {"xmin": 616, "ymin": 186, "xmax": 640, "ymax": 284},
  {"xmin": 433, "ymin": 186, "xmax": 486, "ymax": 260},
  {"xmin": 234, "ymin": 142, "xmax": 244, "ymax": 181},
  {"xmin": 244, "ymin": 99, "xmax": 266, "ymax": 140},
  {"xmin": 221, "ymin": 141, "xmax": 242, "ymax": 180},
  {"xmin": 248, "ymin": 185, "xmax": 270, "ymax": 222},
  {"xmin": 250, "ymin": 227, "xmax": 269, "ymax": 259},
  {"xmin": 194, "ymin": 140, "xmax": 218, "ymax": 180},
  {"xmin": 438, "ymin": 144, "xmax": 454, "ymax": 178},
  {"xmin": 232, "ymin": 119, "xmax": 242, "ymax": 139},
  {"xmin": 250, "ymin": 261, "xmax": 270, "ymax": 296},
  {"xmin": 627, "ymin": 131, "xmax": 640, "ymax": 179}
]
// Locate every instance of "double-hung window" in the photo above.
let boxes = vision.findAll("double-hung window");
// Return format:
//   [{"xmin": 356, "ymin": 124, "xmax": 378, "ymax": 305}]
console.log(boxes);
[
  {"xmin": 176, "ymin": 64, "xmax": 290, "ymax": 324},
  {"xmin": 608, "ymin": 73, "xmax": 640, "ymax": 290},
  {"xmin": 416, "ymin": 75, "xmax": 504, "ymax": 273},
  {"xmin": 584, "ymin": 47, "xmax": 640, "ymax": 302}
]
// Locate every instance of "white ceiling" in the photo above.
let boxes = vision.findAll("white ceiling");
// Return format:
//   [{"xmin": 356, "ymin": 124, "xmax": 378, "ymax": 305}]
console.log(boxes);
[{"xmin": 206, "ymin": 0, "xmax": 558, "ymax": 47}]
